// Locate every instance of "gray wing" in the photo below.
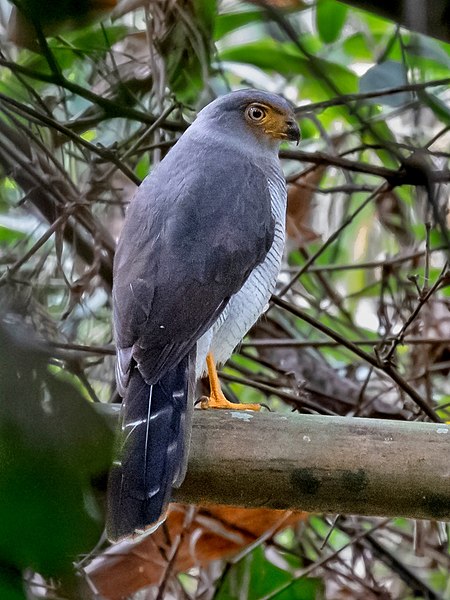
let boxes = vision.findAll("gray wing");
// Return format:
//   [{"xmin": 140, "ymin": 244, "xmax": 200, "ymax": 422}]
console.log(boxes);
[{"xmin": 113, "ymin": 137, "xmax": 275, "ymax": 389}]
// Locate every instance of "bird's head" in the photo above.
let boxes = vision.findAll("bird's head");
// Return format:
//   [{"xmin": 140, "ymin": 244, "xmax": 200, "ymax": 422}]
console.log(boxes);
[{"xmin": 194, "ymin": 90, "xmax": 300, "ymax": 152}]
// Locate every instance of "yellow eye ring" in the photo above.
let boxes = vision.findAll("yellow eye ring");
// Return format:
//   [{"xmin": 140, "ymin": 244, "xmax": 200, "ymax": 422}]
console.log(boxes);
[{"xmin": 246, "ymin": 104, "xmax": 267, "ymax": 122}]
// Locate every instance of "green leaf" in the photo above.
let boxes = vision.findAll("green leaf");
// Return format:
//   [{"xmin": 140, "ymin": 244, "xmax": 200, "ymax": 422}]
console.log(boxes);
[
  {"xmin": 220, "ymin": 40, "xmax": 302, "ymax": 74},
  {"xmin": 297, "ymin": 117, "xmax": 317, "ymax": 141},
  {"xmin": 359, "ymin": 61, "xmax": 412, "ymax": 107},
  {"xmin": 0, "ymin": 320, "xmax": 114, "ymax": 578},
  {"xmin": 55, "ymin": 24, "xmax": 129, "ymax": 52},
  {"xmin": 357, "ymin": 10, "xmax": 394, "ymax": 35},
  {"xmin": 403, "ymin": 34, "xmax": 450, "ymax": 78},
  {"xmin": 220, "ymin": 40, "xmax": 357, "ymax": 93},
  {"xmin": 194, "ymin": 0, "xmax": 217, "ymax": 35},
  {"xmin": 343, "ymin": 33, "xmax": 373, "ymax": 61},
  {"xmin": 157, "ymin": 0, "xmax": 215, "ymax": 101},
  {"xmin": 214, "ymin": 9, "xmax": 264, "ymax": 40},
  {"xmin": 135, "ymin": 153, "xmax": 150, "ymax": 181},
  {"xmin": 0, "ymin": 225, "xmax": 26, "ymax": 244},
  {"xmin": 215, "ymin": 546, "xmax": 323, "ymax": 600},
  {"xmin": 0, "ymin": 567, "xmax": 26, "ymax": 600},
  {"xmin": 316, "ymin": 0, "xmax": 348, "ymax": 44},
  {"xmin": 0, "ymin": 22, "xmax": 129, "ymax": 104},
  {"xmin": 272, "ymin": 577, "xmax": 324, "ymax": 600}
]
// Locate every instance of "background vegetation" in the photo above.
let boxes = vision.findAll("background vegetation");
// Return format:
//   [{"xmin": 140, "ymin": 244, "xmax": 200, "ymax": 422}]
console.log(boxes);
[{"xmin": 0, "ymin": 0, "xmax": 449, "ymax": 598}]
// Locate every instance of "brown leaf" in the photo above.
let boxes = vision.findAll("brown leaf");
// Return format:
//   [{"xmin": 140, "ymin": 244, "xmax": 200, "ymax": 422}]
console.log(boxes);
[
  {"xmin": 87, "ymin": 503, "xmax": 307, "ymax": 599},
  {"xmin": 286, "ymin": 166, "xmax": 325, "ymax": 247}
]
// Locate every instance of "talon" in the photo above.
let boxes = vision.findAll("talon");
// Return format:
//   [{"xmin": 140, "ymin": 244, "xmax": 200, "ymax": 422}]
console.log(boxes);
[
  {"xmin": 202, "ymin": 353, "xmax": 261, "ymax": 411},
  {"xmin": 201, "ymin": 393, "xmax": 261, "ymax": 411}
]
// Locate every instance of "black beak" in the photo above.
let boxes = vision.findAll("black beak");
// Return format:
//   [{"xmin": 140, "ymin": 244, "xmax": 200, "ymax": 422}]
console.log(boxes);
[{"xmin": 285, "ymin": 118, "xmax": 301, "ymax": 145}]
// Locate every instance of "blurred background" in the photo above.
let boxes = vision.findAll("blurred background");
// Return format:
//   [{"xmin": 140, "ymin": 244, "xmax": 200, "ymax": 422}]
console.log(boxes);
[{"xmin": 0, "ymin": 0, "xmax": 449, "ymax": 598}]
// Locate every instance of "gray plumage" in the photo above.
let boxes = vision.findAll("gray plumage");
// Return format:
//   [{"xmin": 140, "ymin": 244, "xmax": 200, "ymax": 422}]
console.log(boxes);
[{"xmin": 107, "ymin": 89, "xmax": 298, "ymax": 541}]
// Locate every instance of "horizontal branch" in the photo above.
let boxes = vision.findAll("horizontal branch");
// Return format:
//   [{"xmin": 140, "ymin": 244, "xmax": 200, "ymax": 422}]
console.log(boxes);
[
  {"xmin": 242, "ymin": 337, "xmax": 450, "ymax": 348},
  {"xmin": 48, "ymin": 334, "xmax": 450, "ymax": 355},
  {"xmin": 294, "ymin": 77, "xmax": 450, "ymax": 114},
  {"xmin": 281, "ymin": 149, "xmax": 450, "ymax": 186},
  {"xmin": 101, "ymin": 407, "xmax": 450, "ymax": 521}
]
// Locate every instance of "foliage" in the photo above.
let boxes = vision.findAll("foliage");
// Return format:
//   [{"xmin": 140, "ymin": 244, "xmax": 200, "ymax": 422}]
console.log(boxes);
[
  {"xmin": 0, "ymin": 0, "xmax": 449, "ymax": 598},
  {"xmin": 0, "ymin": 319, "xmax": 113, "ymax": 598}
]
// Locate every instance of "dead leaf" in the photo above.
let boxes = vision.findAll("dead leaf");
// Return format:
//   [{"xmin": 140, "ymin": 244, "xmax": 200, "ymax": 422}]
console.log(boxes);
[
  {"xmin": 286, "ymin": 166, "xmax": 325, "ymax": 247},
  {"xmin": 86, "ymin": 503, "xmax": 307, "ymax": 599}
]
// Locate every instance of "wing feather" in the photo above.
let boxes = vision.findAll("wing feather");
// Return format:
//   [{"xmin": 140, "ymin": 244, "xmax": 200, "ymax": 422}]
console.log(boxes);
[{"xmin": 113, "ymin": 136, "xmax": 274, "ymax": 387}]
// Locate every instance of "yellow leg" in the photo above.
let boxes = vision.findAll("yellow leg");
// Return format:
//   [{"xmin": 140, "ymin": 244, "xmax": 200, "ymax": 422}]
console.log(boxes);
[{"xmin": 200, "ymin": 353, "xmax": 260, "ymax": 411}]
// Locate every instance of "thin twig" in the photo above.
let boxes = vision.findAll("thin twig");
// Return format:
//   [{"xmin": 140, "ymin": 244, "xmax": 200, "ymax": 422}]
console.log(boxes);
[
  {"xmin": 218, "ymin": 371, "xmax": 336, "ymax": 415},
  {"xmin": 383, "ymin": 264, "xmax": 449, "ymax": 362},
  {"xmin": 270, "ymin": 295, "xmax": 441, "ymax": 422},
  {"xmin": 0, "ymin": 212, "xmax": 70, "ymax": 286},
  {"xmin": 294, "ymin": 77, "xmax": 450, "ymax": 114},
  {"xmin": 278, "ymin": 182, "xmax": 389, "ymax": 297},
  {"xmin": 242, "ymin": 337, "xmax": 450, "ymax": 348},
  {"xmin": 260, "ymin": 520, "xmax": 392, "ymax": 600}
]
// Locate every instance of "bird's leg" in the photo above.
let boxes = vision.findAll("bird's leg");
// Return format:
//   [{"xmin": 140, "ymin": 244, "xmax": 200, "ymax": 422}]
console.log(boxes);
[{"xmin": 200, "ymin": 353, "xmax": 261, "ymax": 411}]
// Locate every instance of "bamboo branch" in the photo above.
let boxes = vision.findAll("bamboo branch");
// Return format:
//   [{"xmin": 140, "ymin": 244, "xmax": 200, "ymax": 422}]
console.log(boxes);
[{"xmin": 100, "ymin": 407, "xmax": 450, "ymax": 521}]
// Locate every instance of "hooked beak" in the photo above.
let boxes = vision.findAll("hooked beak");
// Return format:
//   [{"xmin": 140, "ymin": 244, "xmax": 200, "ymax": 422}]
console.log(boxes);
[{"xmin": 285, "ymin": 118, "xmax": 301, "ymax": 145}]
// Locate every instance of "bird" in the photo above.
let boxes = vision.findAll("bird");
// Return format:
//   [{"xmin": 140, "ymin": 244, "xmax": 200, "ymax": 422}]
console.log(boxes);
[{"xmin": 107, "ymin": 89, "xmax": 300, "ymax": 542}]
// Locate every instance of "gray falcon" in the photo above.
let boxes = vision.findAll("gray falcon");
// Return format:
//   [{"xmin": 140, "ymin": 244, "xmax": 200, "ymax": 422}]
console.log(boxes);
[{"xmin": 107, "ymin": 89, "xmax": 300, "ymax": 541}]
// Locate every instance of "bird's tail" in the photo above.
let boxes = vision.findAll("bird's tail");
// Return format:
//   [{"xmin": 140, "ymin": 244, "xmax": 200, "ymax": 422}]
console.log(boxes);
[{"xmin": 107, "ymin": 355, "xmax": 193, "ymax": 542}]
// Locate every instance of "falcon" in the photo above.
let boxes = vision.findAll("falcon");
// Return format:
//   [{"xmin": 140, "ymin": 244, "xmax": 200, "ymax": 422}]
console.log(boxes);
[{"xmin": 107, "ymin": 89, "xmax": 300, "ymax": 541}]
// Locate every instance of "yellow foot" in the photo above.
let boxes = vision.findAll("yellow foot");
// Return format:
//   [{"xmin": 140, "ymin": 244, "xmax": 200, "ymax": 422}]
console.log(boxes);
[
  {"xmin": 203, "ymin": 352, "xmax": 261, "ymax": 411},
  {"xmin": 200, "ymin": 393, "xmax": 260, "ymax": 411}
]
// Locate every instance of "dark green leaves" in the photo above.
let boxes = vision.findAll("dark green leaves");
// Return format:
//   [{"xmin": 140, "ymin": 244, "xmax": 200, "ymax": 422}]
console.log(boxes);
[
  {"xmin": 316, "ymin": 0, "xmax": 348, "ymax": 44},
  {"xmin": 0, "ymin": 319, "xmax": 113, "ymax": 594},
  {"xmin": 215, "ymin": 546, "xmax": 323, "ymax": 600},
  {"xmin": 159, "ymin": 0, "xmax": 217, "ymax": 101},
  {"xmin": 220, "ymin": 40, "xmax": 357, "ymax": 93},
  {"xmin": 214, "ymin": 9, "xmax": 264, "ymax": 40}
]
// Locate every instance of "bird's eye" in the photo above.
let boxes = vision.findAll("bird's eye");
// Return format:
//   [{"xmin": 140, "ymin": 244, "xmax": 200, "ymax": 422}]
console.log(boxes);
[{"xmin": 246, "ymin": 105, "xmax": 266, "ymax": 122}]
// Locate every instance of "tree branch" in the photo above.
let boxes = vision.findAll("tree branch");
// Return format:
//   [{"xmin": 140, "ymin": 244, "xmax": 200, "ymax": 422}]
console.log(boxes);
[{"xmin": 100, "ymin": 407, "xmax": 450, "ymax": 521}]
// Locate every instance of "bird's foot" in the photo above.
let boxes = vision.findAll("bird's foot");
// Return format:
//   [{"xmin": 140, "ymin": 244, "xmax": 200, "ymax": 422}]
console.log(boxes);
[
  {"xmin": 203, "ymin": 352, "xmax": 261, "ymax": 411},
  {"xmin": 200, "ymin": 393, "xmax": 260, "ymax": 411}
]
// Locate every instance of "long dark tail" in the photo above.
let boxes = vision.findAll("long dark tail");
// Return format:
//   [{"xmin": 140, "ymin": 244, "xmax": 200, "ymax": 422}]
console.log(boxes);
[{"xmin": 107, "ymin": 355, "xmax": 193, "ymax": 542}]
